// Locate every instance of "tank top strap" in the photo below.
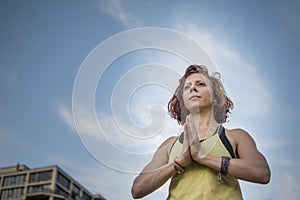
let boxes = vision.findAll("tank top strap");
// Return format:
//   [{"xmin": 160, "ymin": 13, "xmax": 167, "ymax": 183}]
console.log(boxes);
[{"xmin": 218, "ymin": 126, "xmax": 236, "ymax": 158}]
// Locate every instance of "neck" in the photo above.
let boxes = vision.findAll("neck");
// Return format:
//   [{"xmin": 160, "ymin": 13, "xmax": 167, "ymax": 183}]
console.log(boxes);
[{"xmin": 190, "ymin": 109, "xmax": 219, "ymax": 138}]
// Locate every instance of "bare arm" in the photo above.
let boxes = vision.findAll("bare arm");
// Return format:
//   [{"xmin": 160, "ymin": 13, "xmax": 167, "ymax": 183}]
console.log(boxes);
[
  {"xmin": 195, "ymin": 129, "xmax": 271, "ymax": 184},
  {"xmin": 132, "ymin": 132, "xmax": 192, "ymax": 199},
  {"xmin": 185, "ymin": 115, "xmax": 270, "ymax": 184},
  {"xmin": 131, "ymin": 137, "xmax": 177, "ymax": 199}
]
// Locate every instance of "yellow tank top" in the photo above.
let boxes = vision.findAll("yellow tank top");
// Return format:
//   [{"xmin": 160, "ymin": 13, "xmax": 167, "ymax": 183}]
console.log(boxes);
[{"xmin": 167, "ymin": 126, "xmax": 243, "ymax": 200}]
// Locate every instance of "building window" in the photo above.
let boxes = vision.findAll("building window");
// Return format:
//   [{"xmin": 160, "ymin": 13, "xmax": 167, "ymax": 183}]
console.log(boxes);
[
  {"xmin": 53, "ymin": 198, "xmax": 65, "ymax": 200},
  {"xmin": 71, "ymin": 184, "xmax": 80, "ymax": 199},
  {"xmin": 27, "ymin": 184, "xmax": 52, "ymax": 194},
  {"xmin": 29, "ymin": 170, "xmax": 53, "ymax": 183},
  {"xmin": 29, "ymin": 171, "xmax": 52, "ymax": 183},
  {"xmin": 0, "ymin": 187, "xmax": 24, "ymax": 200},
  {"xmin": 56, "ymin": 172, "xmax": 70, "ymax": 190},
  {"xmin": 2, "ymin": 174, "xmax": 26, "ymax": 187},
  {"xmin": 55, "ymin": 185, "xmax": 69, "ymax": 199},
  {"xmin": 82, "ymin": 192, "xmax": 91, "ymax": 200}
]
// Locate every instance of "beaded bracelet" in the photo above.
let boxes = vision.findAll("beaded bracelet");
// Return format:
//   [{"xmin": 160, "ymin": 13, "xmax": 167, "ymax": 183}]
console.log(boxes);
[
  {"xmin": 217, "ymin": 156, "xmax": 230, "ymax": 184},
  {"xmin": 220, "ymin": 156, "xmax": 230, "ymax": 176}
]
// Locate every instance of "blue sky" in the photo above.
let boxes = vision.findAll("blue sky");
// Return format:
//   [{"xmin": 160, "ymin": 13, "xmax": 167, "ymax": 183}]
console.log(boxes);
[{"xmin": 1, "ymin": 0, "xmax": 300, "ymax": 199}]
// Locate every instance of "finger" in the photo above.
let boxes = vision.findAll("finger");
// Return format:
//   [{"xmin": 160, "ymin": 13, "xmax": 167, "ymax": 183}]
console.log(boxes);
[
  {"xmin": 185, "ymin": 116, "xmax": 191, "ymax": 137},
  {"xmin": 183, "ymin": 124, "xmax": 190, "ymax": 151},
  {"xmin": 188, "ymin": 115, "xmax": 197, "ymax": 134},
  {"xmin": 185, "ymin": 124, "xmax": 193, "ymax": 146},
  {"xmin": 186, "ymin": 116, "xmax": 197, "ymax": 145},
  {"xmin": 189, "ymin": 117, "xmax": 199, "ymax": 142}
]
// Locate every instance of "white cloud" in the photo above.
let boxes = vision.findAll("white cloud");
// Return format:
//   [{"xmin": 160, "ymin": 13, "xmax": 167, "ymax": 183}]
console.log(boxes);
[
  {"xmin": 57, "ymin": 103, "xmax": 76, "ymax": 131},
  {"xmin": 56, "ymin": 100, "xmax": 180, "ymax": 173},
  {"xmin": 175, "ymin": 23, "xmax": 273, "ymax": 117},
  {"xmin": 56, "ymin": 103, "xmax": 105, "ymax": 140},
  {"xmin": 98, "ymin": 0, "xmax": 142, "ymax": 28},
  {"xmin": 257, "ymin": 137, "xmax": 299, "ymax": 154},
  {"xmin": 56, "ymin": 100, "xmax": 177, "ymax": 148}
]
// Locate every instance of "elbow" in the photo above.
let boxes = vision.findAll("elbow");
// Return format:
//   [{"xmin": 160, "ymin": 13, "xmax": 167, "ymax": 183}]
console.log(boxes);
[
  {"xmin": 131, "ymin": 182, "xmax": 144, "ymax": 199},
  {"xmin": 132, "ymin": 191, "xmax": 142, "ymax": 199},
  {"xmin": 261, "ymin": 170, "xmax": 271, "ymax": 184},
  {"xmin": 258, "ymin": 167, "xmax": 271, "ymax": 184},
  {"xmin": 131, "ymin": 187, "xmax": 144, "ymax": 199},
  {"xmin": 131, "ymin": 187, "xmax": 141, "ymax": 199}
]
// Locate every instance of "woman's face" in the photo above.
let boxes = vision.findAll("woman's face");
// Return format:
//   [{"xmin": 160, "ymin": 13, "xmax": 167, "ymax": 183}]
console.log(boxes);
[{"xmin": 182, "ymin": 73, "xmax": 213, "ymax": 114}]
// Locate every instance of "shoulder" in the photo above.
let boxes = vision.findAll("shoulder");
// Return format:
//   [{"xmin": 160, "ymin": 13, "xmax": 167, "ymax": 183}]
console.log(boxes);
[
  {"xmin": 226, "ymin": 128, "xmax": 249, "ymax": 135},
  {"xmin": 225, "ymin": 128, "xmax": 256, "ymax": 146},
  {"xmin": 225, "ymin": 128, "xmax": 268, "ymax": 161},
  {"xmin": 151, "ymin": 136, "xmax": 178, "ymax": 161},
  {"xmin": 161, "ymin": 136, "xmax": 178, "ymax": 145},
  {"xmin": 156, "ymin": 136, "xmax": 178, "ymax": 152}
]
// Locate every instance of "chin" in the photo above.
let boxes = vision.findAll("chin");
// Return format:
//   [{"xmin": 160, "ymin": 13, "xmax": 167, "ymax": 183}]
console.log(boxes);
[{"xmin": 187, "ymin": 105, "xmax": 201, "ymax": 113}]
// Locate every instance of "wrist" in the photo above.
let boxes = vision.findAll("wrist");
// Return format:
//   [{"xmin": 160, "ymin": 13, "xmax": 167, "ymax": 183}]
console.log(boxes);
[
  {"xmin": 175, "ymin": 156, "xmax": 189, "ymax": 167},
  {"xmin": 217, "ymin": 156, "xmax": 231, "ymax": 184},
  {"xmin": 220, "ymin": 156, "xmax": 230, "ymax": 175},
  {"xmin": 173, "ymin": 159, "xmax": 185, "ymax": 174},
  {"xmin": 194, "ymin": 154, "xmax": 207, "ymax": 164}
]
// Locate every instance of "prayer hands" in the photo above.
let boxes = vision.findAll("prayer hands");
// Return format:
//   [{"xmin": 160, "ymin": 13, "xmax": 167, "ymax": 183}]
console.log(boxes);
[
  {"xmin": 185, "ymin": 115, "xmax": 205, "ymax": 162},
  {"xmin": 177, "ymin": 115, "xmax": 206, "ymax": 166}
]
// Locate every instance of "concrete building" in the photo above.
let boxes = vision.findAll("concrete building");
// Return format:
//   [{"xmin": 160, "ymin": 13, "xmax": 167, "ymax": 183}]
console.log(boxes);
[{"xmin": 0, "ymin": 164, "xmax": 106, "ymax": 200}]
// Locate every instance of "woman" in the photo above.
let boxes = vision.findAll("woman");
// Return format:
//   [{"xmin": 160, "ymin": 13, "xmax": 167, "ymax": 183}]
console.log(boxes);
[{"xmin": 131, "ymin": 65, "xmax": 270, "ymax": 199}]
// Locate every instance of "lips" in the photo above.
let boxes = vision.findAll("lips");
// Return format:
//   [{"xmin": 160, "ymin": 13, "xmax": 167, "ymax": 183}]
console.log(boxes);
[{"xmin": 189, "ymin": 95, "xmax": 201, "ymax": 100}]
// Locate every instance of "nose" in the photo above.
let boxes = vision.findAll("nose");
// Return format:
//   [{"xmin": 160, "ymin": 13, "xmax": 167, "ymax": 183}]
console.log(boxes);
[{"xmin": 189, "ymin": 85, "xmax": 198, "ymax": 92}]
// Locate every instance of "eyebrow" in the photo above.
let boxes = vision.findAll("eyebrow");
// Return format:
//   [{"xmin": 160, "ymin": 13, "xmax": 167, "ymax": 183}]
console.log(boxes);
[{"xmin": 184, "ymin": 80, "xmax": 206, "ymax": 86}]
